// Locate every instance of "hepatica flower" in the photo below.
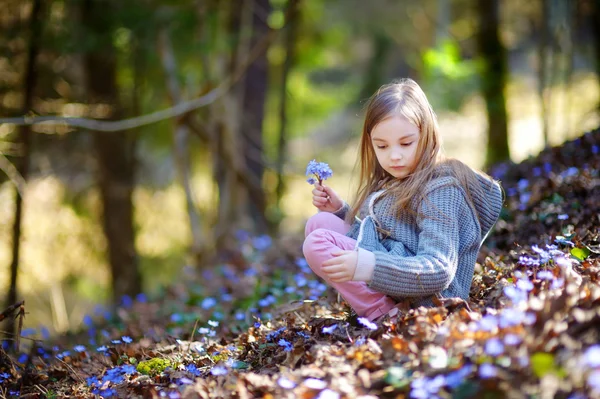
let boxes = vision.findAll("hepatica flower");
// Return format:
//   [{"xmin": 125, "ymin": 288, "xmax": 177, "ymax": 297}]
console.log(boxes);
[{"xmin": 306, "ymin": 159, "xmax": 333, "ymax": 185}]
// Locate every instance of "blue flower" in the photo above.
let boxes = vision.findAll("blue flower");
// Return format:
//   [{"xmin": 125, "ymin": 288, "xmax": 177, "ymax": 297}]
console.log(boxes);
[
  {"xmin": 322, "ymin": 324, "xmax": 338, "ymax": 334},
  {"xmin": 120, "ymin": 295, "xmax": 133, "ymax": 308},
  {"xmin": 186, "ymin": 364, "xmax": 201, "ymax": 376},
  {"xmin": 210, "ymin": 366, "xmax": 228, "ymax": 376},
  {"xmin": 516, "ymin": 278, "xmax": 534, "ymax": 292},
  {"xmin": 479, "ymin": 315, "xmax": 498, "ymax": 332},
  {"xmin": 201, "ymin": 297, "xmax": 217, "ymax": 310},
  {"xmin": 583, "ymin": 345, "xmax": 600, "ymax": 368},
  {"xmin": 136, "ymin": 293, "xmax": 147, "ymax": 303},
  {"xmin": 537, "ymin": 270, "xmax": 554, "ymax": 280},
  {"xmin": 122, "ymin": 336, "xmax": 133, "ymax": 344},
  {"xmin": 499, "ymin": 308, "xmax": 524, "ymax": 328},
  {"xmin": 479, "ymin": 363, "xmax": 497, "ymax": 379},
  {"xmin": 588, "ymin": 369, "xmax": 600, "ymax": 391},
  {"xmin": 21, "ymin": 328, "xmax": 36, "ymax": 337},
  {"xmin": 306, "ymin": 159, "xmax": 333, "ymax": 185},
  {"xmin": 96, "ymin": 346, "xmax": 108, "ymax": 352},
  {"xmin": 445, "ymin": 365, "xmax": 472, "ymax": 388},
  {"xmin": 484, "ymin": 338, "xmax": 504, "ymax": 356},
  {"xmin": 170, "ymin": 313, "xmax": 183, "ymax": 323},
  {"xmin": 503, "ymin": 286, "xmax": 527, "ymax": 303},
  {"xmin": 503, "ymin": 334, "xmax": 522, "ymax": 346},
  {"xmin": 278, "ymin": 339, "xmax": 293, "ymax": 352},
  {"xmin": 74, "ymin": 345, "xmax": 86, "ymax": 353},
  {"xmin": 277, "ymin": 376, "xmax": 296, "ymax": 389},
  {"xmin": 252, "ymin": 235, "xmax": 272, "ymax": 251},
  {"xmin": 557, "ymin": 214, "xmax": 569, "ymax": 220},
  {"xmin": 357, "ymin": 317, "xmax": 377, "ymax": 330}
]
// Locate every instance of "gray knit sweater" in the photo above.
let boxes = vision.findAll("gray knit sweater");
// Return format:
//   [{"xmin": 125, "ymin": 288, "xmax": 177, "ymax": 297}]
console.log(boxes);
[{"xmin": 333, "ymin": 166, "xmax": 503, "ymax": 307}]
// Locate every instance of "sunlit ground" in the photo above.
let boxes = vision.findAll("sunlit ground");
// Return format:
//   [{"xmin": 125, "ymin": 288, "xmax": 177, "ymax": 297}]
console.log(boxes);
[{"xmin": 0, "ymin": 73, "xmax": 598, "ymax": 335}]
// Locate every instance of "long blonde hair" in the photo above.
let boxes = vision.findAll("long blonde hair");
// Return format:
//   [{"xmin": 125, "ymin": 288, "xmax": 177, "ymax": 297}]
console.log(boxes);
[{"xmin": 349, "ymin": 78, "xmax": 487, "ymax": 221}]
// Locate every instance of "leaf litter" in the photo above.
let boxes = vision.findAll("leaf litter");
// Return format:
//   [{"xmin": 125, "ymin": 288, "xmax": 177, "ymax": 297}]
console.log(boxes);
[{"xmin": 1, "ymin": 129, "xmax": 600, "ymax": 398}]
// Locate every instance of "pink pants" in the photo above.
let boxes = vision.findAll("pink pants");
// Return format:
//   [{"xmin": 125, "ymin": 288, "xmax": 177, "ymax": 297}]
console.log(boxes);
[{"xmin": 302, "ymin": 212, "xmax": 397, "ymax": 321}]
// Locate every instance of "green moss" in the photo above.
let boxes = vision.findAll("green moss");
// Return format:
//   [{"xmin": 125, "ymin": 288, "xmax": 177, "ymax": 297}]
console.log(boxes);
[{"xmin": 136, "ymin": 358, "xmax": 172, "ymax": 376}]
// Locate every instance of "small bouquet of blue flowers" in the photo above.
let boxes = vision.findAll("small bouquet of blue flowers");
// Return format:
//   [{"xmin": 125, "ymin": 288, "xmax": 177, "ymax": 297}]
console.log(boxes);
[{"xmin": 306, "ymin": 159, "xmax": 333, "ymax": 185}]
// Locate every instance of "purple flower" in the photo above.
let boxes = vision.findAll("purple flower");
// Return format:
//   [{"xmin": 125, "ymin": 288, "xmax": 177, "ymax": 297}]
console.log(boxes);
[
  {"xmin": 503, "ymin": 286, "xmax": 528, "ymax": 303},
  {"xmin": 479, "ymin": 315, "xmax": 498, "ymax": 332},
  {"xmin": 306, "ymin": 159, "xmax": 333, "ymax": 185},
  {"xmin": 357, "ymin": 317, "xmax": 377, "ymax": 330},
  {"xmin": 503, "ymin": 334, "xmax": 522, "ymax": 345},
  {"xmin": 516, "ymin": 278, "xmax": 534, "ymax": 292},
  {"xmin": 537, "ymin": 270, "xmax": 554, "ymax": 280},
  {"xmin": 479, "ymin": 363, "xmax": 497, "ymax": 379},
  {"xmin": 583, "ymin": 345, "xmax": 600, "ymax": 368},
  {"xmin": 484, "ymin": 338, "xmax": 504, "ymax": 356}
]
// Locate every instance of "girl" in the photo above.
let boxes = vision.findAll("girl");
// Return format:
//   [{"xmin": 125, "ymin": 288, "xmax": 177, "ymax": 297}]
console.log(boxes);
[{"xmin": 302, "ymin": 78, "xmax": 503, "ymax": 322}]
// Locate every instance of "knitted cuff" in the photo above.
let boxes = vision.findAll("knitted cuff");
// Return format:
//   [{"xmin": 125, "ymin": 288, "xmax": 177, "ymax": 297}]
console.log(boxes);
[{"xmin": 353, "ymin": 248, "xmax": 375, "ymax": 282}]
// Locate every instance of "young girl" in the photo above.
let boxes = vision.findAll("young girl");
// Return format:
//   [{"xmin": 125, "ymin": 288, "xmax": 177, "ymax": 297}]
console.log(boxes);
[{"xmin": 302, "ymin": 78, "xmax": 503, "ymax": 321}]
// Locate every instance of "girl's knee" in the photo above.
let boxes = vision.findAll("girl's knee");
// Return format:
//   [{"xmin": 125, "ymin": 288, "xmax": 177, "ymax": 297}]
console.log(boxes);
[
  {"xmin": 304, "ymin": 212, "xmax": 340, "ymax": 237},
  {"xmin": 302, "ymin": 228, "xmax": 330, "ymax": 270}
]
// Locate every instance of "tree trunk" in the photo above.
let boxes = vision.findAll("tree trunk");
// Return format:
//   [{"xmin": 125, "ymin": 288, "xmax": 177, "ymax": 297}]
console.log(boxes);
[
  {"xmin": 538, "ymin": 0, "xmax": 551, "ymax": 146},
  {"xmin": 81, "ymin": 0, "xmax": 140, "ymax": 304},
  {"xmin": 476, "ymin": 0, "xmax": 510, "ymax": 167},
  {"xmin": 241, "ymin": 0, "xmax": 271, "ymax": 234},
  {"xmin": 275, "ymin": 0, "xmax": 300, "ymax": 212},
  {"xmin": 592, "ymin": 0, "xmax": 600, "ymax": 112},
  {"xmin": 4, "ymin": 0, "xmax": 42, "ymax": 345},
  {"xmin": 157, "ymin": 27, "xmax": 208, "ymax": 264}
]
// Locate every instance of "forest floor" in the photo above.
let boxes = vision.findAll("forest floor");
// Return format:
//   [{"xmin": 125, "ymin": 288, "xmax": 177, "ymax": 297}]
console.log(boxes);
[{"xmin": 1, "ymin": 129, "xmax": 600, "ymax": 398}]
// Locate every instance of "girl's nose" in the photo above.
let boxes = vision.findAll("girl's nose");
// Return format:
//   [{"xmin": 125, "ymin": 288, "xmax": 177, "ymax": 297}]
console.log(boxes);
[{"xmin": 390, "ymin": 149, "xmax": 403, "ymax": 161}]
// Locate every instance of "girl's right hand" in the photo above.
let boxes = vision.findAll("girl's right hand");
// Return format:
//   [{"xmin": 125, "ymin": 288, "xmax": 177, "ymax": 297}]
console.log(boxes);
[{"xmin": 312, "ymin": 183, "xmax": 344, "ymax": 213}]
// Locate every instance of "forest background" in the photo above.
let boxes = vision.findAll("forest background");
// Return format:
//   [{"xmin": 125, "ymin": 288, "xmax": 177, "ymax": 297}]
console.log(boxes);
[{"xmin": 1, "ymin": 0, "xmax": 599, "ymax": 339}]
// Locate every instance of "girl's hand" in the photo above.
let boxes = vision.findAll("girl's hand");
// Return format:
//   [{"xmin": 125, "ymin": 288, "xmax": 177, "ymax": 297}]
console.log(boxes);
[
  {"xmin": 312, "ymin": 183, "xmax": 343, "ymax": 213},
  {"xmin": 322, "ymin": 250, "xmax": 357, "ymax": 282}
]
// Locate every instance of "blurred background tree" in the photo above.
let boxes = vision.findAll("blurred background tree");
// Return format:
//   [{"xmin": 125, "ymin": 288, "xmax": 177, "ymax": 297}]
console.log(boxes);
[{"xmin": 1, "ymin": 0, "xmax": 599, "ymax": 339}]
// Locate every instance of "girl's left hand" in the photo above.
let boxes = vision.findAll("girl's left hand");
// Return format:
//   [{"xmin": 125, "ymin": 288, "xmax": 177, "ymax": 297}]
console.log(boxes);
[{"xmin": 322, "ymin": 250, "xmax": 358, "ymax": 282}]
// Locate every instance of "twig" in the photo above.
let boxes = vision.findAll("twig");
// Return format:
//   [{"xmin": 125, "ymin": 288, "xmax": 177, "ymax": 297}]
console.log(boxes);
[
  {"xmin": 0, "ymin": 301, "xmax": 24, "ymax": 322},
  {"xmin": 186, "ymin": 319, "xmax": 201, "ymax": 356}
]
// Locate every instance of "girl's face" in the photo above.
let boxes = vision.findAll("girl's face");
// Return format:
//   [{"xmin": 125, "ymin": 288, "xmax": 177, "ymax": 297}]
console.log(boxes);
[{"xmin": 370, "ymin": 115, "xmax": 419, "ymax": 180}]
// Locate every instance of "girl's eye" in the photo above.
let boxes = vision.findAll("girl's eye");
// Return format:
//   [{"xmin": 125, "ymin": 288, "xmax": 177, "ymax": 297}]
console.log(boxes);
[
  {"xmin": 376, "ymin": 145, "xmax": 387, "ymax": 150},
  {"xmin": 401, "ymin": 142, "xmax": 413, "ymax": 147}
]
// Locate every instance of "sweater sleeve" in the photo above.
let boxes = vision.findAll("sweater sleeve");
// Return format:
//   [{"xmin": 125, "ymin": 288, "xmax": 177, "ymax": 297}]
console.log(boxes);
[
  {"xmin": 368, "ymin": 183, "xmax": 462, "ymax": 298},
  {"xmin": 332, "ymin": 202, "xmax": 350, "ymax": 221}
]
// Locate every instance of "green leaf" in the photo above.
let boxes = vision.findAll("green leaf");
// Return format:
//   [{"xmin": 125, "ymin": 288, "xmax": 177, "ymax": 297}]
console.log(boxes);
[
  {"xmin": 531, "ymin": 353, "xmax": 556, "ymax": 378},
  {"xmin": 570, "ymin": 247, "xmax": 591, "ymax": 261}
]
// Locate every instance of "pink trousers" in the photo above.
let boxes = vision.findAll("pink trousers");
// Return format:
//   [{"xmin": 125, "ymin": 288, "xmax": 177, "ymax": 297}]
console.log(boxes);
[{"xmin": 302, "ymin": 212, "xmax": 397, "ymax": 321}]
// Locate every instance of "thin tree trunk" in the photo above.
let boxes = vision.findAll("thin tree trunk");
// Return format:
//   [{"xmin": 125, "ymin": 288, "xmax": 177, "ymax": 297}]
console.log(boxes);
[
  {"xmin": 157, "ymin": 28, "xmax": 207, "ymax": 264},
  {"xmin": 476, "ymin": 0, "xmax": 510, "ymax": 167},
  {"xmin": 538, "ymin": 0, "xmax": 551, "ymax": 146},
  {"xmin": 4, "ymin": 0, "xmax": 42, "ymax": 345},
  {"xmin": 275, "ymin": 0, "xmax": 300, "ymax": 211},
  {"xmin": 241, "ymin": 0, "xmax": 271, "ymax": 234},
  {"xmin": 592, "ymin": 0, "xmax": 600, "ymax": 112},
  {"xmin": 82, "ymin": 0, "xmax": 140, "ymax": 304}
]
